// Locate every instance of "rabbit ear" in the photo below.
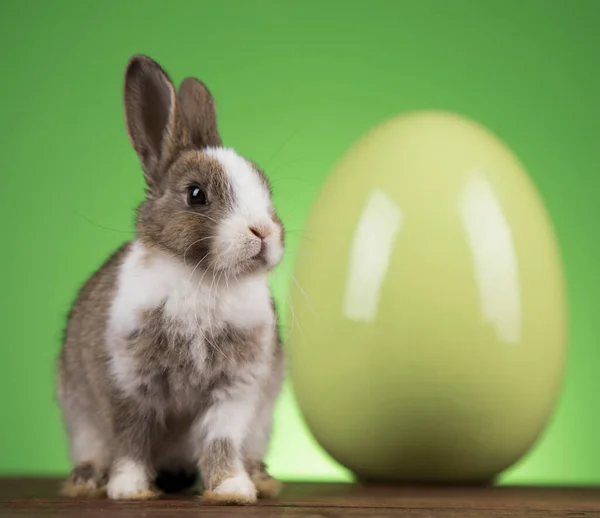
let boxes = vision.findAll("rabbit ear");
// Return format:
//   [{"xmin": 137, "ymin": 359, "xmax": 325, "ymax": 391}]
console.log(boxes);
[
  {"xmin": 123, "ymin": 55, "xmax": 188, "ymax": 189},
  {"xmin": 178, "ymin": 77, "xmax": 222, "ymax": 148}
]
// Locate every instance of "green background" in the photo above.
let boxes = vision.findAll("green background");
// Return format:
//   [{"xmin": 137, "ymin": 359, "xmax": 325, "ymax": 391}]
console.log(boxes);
[{"xmin": 1, "ymin": 0, "xmax": 599, "ymax": 484}]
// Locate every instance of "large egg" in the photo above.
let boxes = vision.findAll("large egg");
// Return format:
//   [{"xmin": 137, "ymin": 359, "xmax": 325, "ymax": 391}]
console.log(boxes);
[{"xmin": 288, "ymin": 111, "xmax": 567, "ymax": 483}]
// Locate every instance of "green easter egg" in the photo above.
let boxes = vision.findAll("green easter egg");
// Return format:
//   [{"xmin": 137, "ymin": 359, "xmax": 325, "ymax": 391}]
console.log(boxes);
[{"xmin": 288, "ymin": 111, "xmax": 567, "ymax": 483}]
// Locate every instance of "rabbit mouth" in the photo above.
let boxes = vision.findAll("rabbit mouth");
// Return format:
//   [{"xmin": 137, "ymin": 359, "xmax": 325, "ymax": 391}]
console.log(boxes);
[
  {"xmin": 212, "ymin": 233, "xmax": 281, "ymax": 275},
  {"xmin": 226, "ymin": 250, "xmax": 271, "ymax": 275},
  {"xmin": 242, "ymin": 252, "xmax": 268, "ymax": 269},
  {"xmin": 250, "ymin": 241, "xmax": 268, "ymax": 261},
  {"xmin": 240, "ymin": 237, "xmax": 269, "ymax": 265},
  {"xmin": 251, "ymin": 251, "xmax": 268, "ymax": 266}
]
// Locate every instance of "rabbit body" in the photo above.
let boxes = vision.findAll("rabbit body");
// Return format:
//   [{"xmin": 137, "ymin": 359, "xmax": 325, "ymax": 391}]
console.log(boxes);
[{"xmin": 57, "ymin": 56, "xmax": 285, "ymax": 505}]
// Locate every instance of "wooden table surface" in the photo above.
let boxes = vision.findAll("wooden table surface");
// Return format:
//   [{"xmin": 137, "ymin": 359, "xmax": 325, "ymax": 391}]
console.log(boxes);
[{"xmin": 1, "ymin": 478, "xmax": 600, "ymax": 517}]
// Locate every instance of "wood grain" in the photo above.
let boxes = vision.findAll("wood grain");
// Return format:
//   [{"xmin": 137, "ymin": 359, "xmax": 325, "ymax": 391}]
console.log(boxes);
[{"xmin": 0, "ymin": 478, "xmax": 599, "ymax": 517}]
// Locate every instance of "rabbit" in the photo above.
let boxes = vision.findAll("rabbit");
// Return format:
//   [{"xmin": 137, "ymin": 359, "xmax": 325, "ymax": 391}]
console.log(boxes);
[{"xmin": 56, "ymin": 55, "xmax": 285, "ymax": 505}]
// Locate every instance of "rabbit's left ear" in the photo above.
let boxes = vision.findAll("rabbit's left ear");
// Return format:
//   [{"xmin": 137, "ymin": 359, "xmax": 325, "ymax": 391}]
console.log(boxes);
[{"xmin": 178, "ymin": 77, "xmax": 222, "ymax": 149}]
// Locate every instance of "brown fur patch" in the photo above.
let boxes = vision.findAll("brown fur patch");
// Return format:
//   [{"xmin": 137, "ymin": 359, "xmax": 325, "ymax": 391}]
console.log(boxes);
[
  {"xmin": 201, "ymin": 438, "xmax": 236, "ymax": 490},
  {"xmin": 58, "ymin": 243, "xmax": 132, "ymax": 464},
  {"xmin": 207, "ymin": 322, "xmax": 264, "ymax": 370},
  {"xmin": 121, "ymin": 305, "xmax": 266, "ymax": 408},
  {"xmin": 136, "ymin": 150, "xmax": 233, "ymax": 272}
]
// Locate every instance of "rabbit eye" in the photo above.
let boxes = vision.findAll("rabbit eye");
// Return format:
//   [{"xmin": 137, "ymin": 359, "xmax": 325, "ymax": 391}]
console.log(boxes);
[{"xmin": 188, "ymin": 185, "xmax": 207, "ymax": 206}]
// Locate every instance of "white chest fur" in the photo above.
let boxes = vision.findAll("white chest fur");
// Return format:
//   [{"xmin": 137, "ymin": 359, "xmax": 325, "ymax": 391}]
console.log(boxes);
[
  {"xmin": 106, "ymin": 241, "xmax": 274, "ymax": 398},
  {"xmin": 110, "ymin": 241, "xmax": 273, "ymax": 335}
]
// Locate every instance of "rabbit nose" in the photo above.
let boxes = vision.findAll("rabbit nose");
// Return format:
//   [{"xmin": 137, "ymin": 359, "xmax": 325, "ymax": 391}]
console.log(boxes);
[{"xmin": 248, "ymin": 226, "xmax": 270, "ymax": 240}]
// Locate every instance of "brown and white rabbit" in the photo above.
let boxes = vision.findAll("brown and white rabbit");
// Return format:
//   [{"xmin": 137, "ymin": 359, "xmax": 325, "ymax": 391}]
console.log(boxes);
[{"xmin": 56, "ymin": 55, "xmax": 285, "ymax": 505}]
